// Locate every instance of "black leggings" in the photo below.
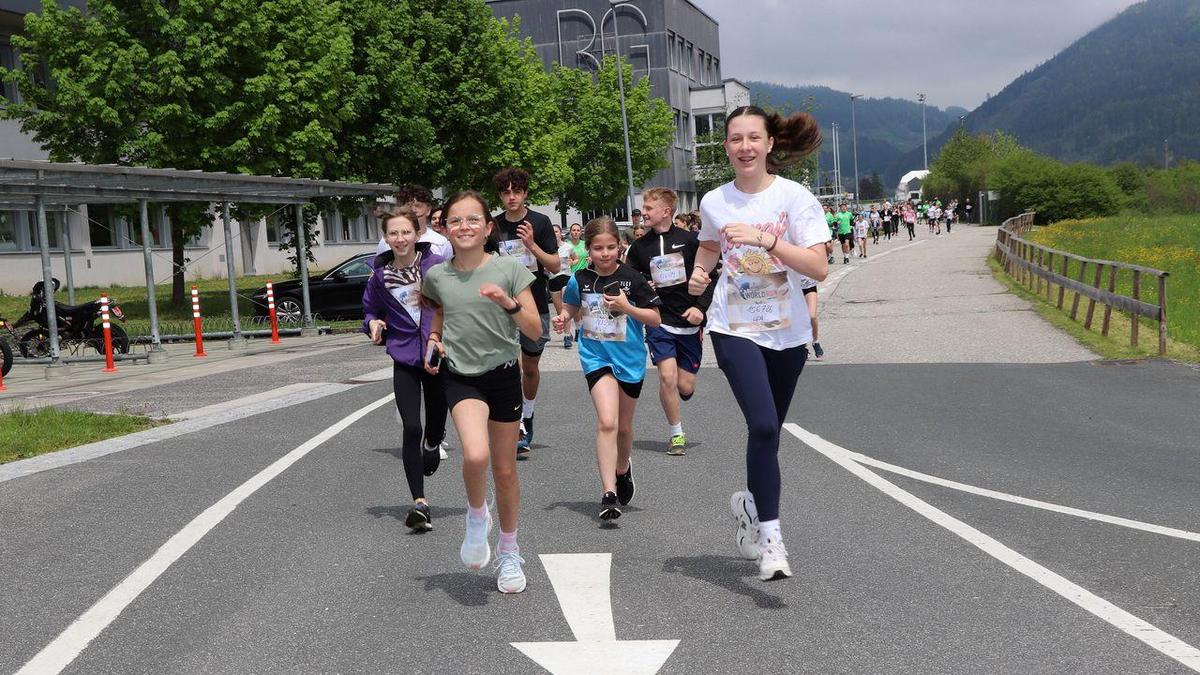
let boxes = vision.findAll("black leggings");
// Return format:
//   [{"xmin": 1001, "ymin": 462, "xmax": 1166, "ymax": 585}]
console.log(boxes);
[
  {"xmin": 906, "ymin": 223, "xmax": 915, "ymax": 238},
  {"xmin": 711, "ymin": 332, "xmax": 808, "ymax": 523},
  {"xmin": 393, "ymin": 362, "xmax": 448, "ymax": 501}
]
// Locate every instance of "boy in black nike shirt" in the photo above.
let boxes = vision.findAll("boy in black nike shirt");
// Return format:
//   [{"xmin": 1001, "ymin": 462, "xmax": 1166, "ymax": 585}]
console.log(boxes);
[{"xmin": 625, "ymin": 187, "xmax": 718, "ymax": 456}]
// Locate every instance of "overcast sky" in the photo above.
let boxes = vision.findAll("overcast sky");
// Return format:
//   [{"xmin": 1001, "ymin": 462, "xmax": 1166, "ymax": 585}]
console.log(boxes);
[{"xmin": 690, "ymin": 0, "xmax": 1143, "ymax": 111}]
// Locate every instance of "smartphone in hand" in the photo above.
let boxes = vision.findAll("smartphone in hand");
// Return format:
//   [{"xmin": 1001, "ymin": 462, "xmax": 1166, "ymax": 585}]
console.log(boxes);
[{"xmin": 425, "ymin": 341, "xmax": 442, "ymax": 370}]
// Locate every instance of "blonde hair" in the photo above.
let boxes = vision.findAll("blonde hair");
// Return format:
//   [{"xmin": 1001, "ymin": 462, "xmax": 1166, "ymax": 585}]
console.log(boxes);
[{"xmin": 642, "ymin": 187, "xmax": 677, "ymax": 213}]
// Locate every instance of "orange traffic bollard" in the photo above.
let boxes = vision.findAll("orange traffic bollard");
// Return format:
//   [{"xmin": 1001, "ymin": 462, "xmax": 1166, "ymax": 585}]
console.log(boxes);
[
  {"xmin": 100, "ymin": 294, "xmax": 117, "ymax": 373},
  {"xmin": 191, "ymin": 286, "xmax": 207, "ymax": 357},
  {"xmin": 266, "ymin": 281, "xmax": 281, "ymax": 344}
]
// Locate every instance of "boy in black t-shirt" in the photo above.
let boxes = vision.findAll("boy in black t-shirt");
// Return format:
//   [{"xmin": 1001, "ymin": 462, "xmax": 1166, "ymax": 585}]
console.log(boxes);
[
  {"xmin": 625, "ymin": 187, "xmax": 717, "ymax": 456},
  {"xmin": 488, "ymin": 168, "xmax": 561, "ymax": 456}
]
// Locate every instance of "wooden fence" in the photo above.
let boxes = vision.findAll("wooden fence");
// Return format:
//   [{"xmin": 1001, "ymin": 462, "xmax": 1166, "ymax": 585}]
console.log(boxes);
[{"xmin": 994, "ymin": 212, "xmax": 1170, "ymax": 356}]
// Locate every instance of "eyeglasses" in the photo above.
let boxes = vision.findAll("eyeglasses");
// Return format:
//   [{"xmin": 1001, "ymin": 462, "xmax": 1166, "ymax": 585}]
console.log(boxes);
[{"xmin": 445, "ymin": 215, "xmax": 486, "ymax": 228}]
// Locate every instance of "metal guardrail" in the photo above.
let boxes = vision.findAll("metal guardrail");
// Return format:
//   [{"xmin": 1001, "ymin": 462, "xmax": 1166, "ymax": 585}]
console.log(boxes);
[{"xmin": 994, "ymin": 212, "xmax": 1169, "ymax": 355}]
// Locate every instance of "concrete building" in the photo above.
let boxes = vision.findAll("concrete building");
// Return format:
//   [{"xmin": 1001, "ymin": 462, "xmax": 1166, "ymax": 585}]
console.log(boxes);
[{"xmin": 486, "ymin": 0, "xmax": 746, "ymax": 216}]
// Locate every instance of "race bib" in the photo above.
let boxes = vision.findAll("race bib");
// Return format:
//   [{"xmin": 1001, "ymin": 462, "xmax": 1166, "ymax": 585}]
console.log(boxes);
[
  {"xmin": 649, "ymin": 252, "xmax": 687, "ymax": 287},
  {"xmin": 389, "ymin": 282, "xmax": 422, "ymax": 324},
  {"xmin": 498, "ymin": 239, "xmax": 538, "ymax": 272},
  {"xmin": 726, "ymin": 271, "xmax": 792, "ymax": 333},
  {"xmin": 580, "ymin": 292, "xmax": 626, "ymax": 342}
]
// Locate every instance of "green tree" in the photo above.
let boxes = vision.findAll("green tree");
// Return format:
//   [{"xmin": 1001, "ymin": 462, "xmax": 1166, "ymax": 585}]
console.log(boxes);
[
  {"xmin": 4, "ymin": 0, "xmax": 356, "ymax": 303},
  {"xmin": 552, "ymin": 56, "xmax": 673, "ymax": 222}
]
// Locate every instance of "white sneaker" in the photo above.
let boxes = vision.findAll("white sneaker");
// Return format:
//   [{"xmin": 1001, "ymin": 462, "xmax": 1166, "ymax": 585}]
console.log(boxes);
[
  {"xmin": 730, "ymin": 491, "xmax": 760, "ymax": 560},
  {"xmin": 460, "ymin": 511, "xmax": 492, "ymax": 569},
  {"xmin": 438, "ymin": 441, "xmax": 449, "ymax": 460},
  {"xmin": 495, "ymin": 549, "xmax": 527, "ymax": 594},
  {"xmin": 758, "ymin": 536, "xmax": 792, "ymax": 581}
]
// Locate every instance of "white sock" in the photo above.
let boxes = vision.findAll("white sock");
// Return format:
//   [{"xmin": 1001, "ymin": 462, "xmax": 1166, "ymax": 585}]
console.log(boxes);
[
  {"xmin": 759, "ymin": 519, "xmax": 782, "ymax": 543},
  {"xmin": 522, "ymin": 397, "xmax": 535, "ymax": 419},
  {"xmin": 668, "ymin": 422, "xmax": 683, "ymax": 437}
]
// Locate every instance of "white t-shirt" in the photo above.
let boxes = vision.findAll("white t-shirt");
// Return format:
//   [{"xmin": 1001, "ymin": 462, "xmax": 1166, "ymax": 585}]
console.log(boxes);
[
  {"xmin": 699, "ymin": 176, "xmax": 830, "ymax": 350},
  {"xmin": 376, "ymin": 228, "xmax": 453, "ymax": 259}
]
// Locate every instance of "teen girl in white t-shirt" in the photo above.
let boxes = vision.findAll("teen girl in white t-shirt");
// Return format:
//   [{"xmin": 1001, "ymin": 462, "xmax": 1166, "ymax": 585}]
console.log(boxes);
[{"xmin": 688, "ymin": 106, "xmax": 830, "ymax": 581}]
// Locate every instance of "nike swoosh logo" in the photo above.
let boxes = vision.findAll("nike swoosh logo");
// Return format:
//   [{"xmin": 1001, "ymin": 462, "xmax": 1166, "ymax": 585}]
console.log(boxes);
[{"xmin": 672, "ymin": 244, "xmax": 685, "ymax": 249}]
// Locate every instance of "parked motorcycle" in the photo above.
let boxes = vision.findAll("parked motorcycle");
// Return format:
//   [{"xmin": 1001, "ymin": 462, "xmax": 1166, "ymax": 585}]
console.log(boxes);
[{"xmin": 13, "ymin": 279, "xmax": 130, "ymax": 358}]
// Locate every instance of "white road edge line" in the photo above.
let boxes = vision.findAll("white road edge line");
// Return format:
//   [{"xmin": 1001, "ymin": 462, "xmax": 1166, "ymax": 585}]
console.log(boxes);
[
  {"xmin": 16, "ymin": 393, "xmax": 396, "ymax": 675},
  {"xmin": 783, "ymin": 423, "xmax": 1200, "ymax": 672},
  {"xmin": 842, "ymin": 449, "xmax": 1200, "ymax": 543}
]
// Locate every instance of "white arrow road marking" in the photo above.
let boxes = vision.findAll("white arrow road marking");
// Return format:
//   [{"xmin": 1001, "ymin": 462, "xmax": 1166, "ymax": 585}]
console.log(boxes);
[
  {"xmin": 17, "ymin": 393, "xmax": 397, "ymax": 675},
  {"xmin": 784, "ymin": 423, "xmax": 1200, "ymax": 673},
  {"xmin": 511, "ymin": 553, "xmax": 680, "ymax": 675}
]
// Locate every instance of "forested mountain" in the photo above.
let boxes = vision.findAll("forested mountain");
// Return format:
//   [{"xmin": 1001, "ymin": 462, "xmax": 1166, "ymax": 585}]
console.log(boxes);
[
  {"xmin": 889, "ymin": 0, "xmax": 1200, "ymax": 177},
  {"xmin": 747, "ymin": 81, "xmax": 966, "ymax": 190}
]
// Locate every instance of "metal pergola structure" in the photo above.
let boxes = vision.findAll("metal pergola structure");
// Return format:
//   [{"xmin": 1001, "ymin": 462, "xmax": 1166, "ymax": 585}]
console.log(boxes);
[{"xmin": 0, "ymin": 159, "xmax": 396, "ymax": 373}]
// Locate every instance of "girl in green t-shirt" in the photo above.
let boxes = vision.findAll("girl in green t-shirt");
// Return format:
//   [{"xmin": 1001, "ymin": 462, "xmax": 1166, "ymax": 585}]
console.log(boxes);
[{"xmin": 422, "ymin": 190, "xmax": 541, "ymax": 595}]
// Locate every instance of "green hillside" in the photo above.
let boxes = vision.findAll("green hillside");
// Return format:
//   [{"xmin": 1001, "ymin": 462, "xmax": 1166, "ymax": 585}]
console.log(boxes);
[
  {"xmin": 747, "ymin": 81, "xmax": 964, "ymax": 189},
  {"xmin": 892, "ymin": 0, "xmax": 1200, "ymax": 174}
]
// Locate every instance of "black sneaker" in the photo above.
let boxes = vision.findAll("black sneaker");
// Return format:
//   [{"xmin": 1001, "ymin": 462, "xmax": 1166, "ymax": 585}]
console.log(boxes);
[
  {"xmin": 615, "ymin": 461, "xmax": 635, "ymax": 505},
  {"xmin": 422, "ymin": 441, "xmax": 441, "ymax": 477},
  {"xmin": 599, "ymin": 491, "xmax": 622, "ymax": 520},
  {"xmin": 405, "ymin": 502, "xmax": 432, "ymax": 532}
]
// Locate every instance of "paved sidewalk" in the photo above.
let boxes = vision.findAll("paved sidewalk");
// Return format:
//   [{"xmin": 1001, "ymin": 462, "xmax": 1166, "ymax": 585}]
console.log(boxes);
[
  {"xmin": 0, "ymin": 332, "xmax": 371, "ymax": 414},
  {"xmin": 811, "ymin": 225, "xmax": 1097, "ymax": 364}
]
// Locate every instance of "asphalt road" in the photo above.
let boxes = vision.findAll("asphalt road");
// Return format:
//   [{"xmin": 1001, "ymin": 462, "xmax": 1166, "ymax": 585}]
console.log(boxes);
[
  {"xmin": 2, "ymin": 359, "xmax": 1197, "ymax": 674},
  {"xmin": 3, "ymin": 225, "xmax": 1197, "ymax": 674}
]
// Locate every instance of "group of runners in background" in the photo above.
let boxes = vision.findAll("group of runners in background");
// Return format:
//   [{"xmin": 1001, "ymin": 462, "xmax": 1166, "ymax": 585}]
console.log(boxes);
[
  {"xmin": 357, "ymin": 104, "xmax": 907, "ymax": 594},
  {"xmin": 822, "ymin": 197, "xmax": 969, "ymax": 263}
]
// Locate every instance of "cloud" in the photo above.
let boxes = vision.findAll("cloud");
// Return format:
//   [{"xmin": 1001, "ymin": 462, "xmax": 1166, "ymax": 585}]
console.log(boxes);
[{"xmin": 691, "ymin": 0, "xmax": 1143, "ymax": 109}]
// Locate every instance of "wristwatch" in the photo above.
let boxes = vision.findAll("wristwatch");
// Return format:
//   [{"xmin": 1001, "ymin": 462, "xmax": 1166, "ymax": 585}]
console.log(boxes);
[{"xmin": 505, "ymin": 299, "xmax": 522, "ymax": 315}]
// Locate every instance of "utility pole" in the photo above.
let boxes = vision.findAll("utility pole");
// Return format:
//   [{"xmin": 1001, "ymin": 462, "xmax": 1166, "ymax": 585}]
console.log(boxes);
[
  {"xmin": 610, "ymin": 0, "xmax": 637, "ymax": 221},
  {"xmin": 850, "ymin": 94, "xmax": 861, "ymax": 206},
  {"xmin": 917, "ymin": 93, "xmax": 928, "ymax": 170},
  {"xmin": 1164, "ymin": 138, "xmax": 1170, "ymax": 170}
]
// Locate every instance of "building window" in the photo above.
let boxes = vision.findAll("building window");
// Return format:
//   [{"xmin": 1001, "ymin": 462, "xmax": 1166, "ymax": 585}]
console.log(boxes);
[
  {"xmin": 686, "ymin": 43, "xmax": 694, "ymax": 80},
  {"xmin": 266, "ymin": 210, "xmax": 289, "ymax": 246},
  {"xmin": 713, "ymin": 57, "xmax": 720, "ymax": 81},
  {"xmin": 1, "ymin": 38, "xmax": 20, "ymax": 105},
  {"xmin": 674, "ymin": 109, "xmax": 683, "ymax": 148},
  {"xmin": 667, "ymin": 32, "xmax": 676, "ymax": 71},
  {"xmin": 87, "ymin": 204, "xmax": 115, "ymax": 248},
  {"xmin": 695, "ymin": 113, "xmax": 711, "ymax": 138},
  {"xmin": 683, "ymin": 112, "xmax": 692, "ymax": 149}
]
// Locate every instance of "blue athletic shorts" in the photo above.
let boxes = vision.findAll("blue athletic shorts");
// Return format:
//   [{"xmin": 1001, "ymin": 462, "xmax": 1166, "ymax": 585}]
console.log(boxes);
[{"xmin": 646, "ymin": 325, "xmax": 703, "ymax": 374}]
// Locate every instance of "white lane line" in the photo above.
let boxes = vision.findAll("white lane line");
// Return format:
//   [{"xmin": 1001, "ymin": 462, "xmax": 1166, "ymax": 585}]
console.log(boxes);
[
  {"xmin": 17, "ymin": 393, "xmax": 396, "ymax": 675},
  {"xmin": 345, "ymin": 366, "xmax": 394, "ymax": 383},
  {"xmin": 0, "ymin": 383, "xmax": 358, "ymax": 484},
  {"xmin": 784, "ymin": 423, "xmax": 1200, "ymax": 672},
  {"xmin": 842, "ymin": 449, "xmax": 1200, "ymax": 543}
]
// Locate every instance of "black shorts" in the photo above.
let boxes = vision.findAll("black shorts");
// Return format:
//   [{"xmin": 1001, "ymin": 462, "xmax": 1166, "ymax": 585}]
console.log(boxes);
[
  {"xmin": 442, "ymin": 361, "xmax": 523, "ymax": 423},
  {"xmin": 802, "ymin": 285, "xmax": 817, "ymax": 296},
  {"xmin": 585, "ymin": 367, "xmax": 643, "ymax": 399},
  {"xmin": 837, "ymin": 232, "xmax": 851, "ymax": 243},
  {"xmin": 548, "ymin": 275, "xmax": 569, "ymax": 293}
]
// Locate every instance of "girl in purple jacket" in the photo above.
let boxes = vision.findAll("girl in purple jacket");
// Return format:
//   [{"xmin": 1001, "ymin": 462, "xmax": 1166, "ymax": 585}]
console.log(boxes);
[{"xmin": 363, "ymin": 206, "xmax": 448, "ymax": 532}]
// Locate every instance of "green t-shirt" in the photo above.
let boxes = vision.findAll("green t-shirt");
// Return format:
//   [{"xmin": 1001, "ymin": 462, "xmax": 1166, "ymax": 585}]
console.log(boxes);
[
  {"xmin": 570, "ymin": 240, "xmax": 588, "ymax": 273},
  {"xmin": 834, "ymin": 210, "xmax": 853, "ymax": 235},
  {"xmin": 422, "ymin": 254, "xmax": 536, "ymax": 376},
  {"xmin": 825, "ymin": 211, "xmax": 836, "ymax": 231}
]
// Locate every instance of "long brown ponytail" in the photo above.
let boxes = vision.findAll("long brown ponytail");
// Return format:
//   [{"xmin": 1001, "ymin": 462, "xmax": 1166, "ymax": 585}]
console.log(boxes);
[{"xmin": 725, "ymin": 105, "xmax": 822, "ymax": 172}]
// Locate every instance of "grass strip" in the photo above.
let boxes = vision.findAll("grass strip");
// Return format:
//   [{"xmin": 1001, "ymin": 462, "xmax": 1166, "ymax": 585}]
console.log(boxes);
[
  {"xmin": 0, "ymin": 408, "xmax": 165, "ymax": 464},
  {"xmin": 987, "ymin": 256, "xmax": 1200, "ymax": 363}
]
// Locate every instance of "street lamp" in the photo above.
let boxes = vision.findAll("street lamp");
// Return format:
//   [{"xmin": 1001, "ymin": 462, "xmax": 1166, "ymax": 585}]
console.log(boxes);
[
  {"xmin": 918, "ymin": 93, "xmax": 928, "ymax": 170},
  {"xmin": 849, "ymin": 93, "xmax": 861, "ymax": 207},
  {"xmin": 609, "ymin": 0, "xmax": 638, "ymax": 222}
]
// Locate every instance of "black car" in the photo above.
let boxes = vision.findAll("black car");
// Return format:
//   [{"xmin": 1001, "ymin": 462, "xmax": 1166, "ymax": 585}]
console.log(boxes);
[{"xmin": 251, "ymin": 252, "xmax": 377, "ymax": 323}]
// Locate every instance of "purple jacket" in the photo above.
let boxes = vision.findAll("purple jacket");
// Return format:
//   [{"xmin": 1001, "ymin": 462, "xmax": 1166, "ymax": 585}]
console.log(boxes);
[{"xmin": 361, "ymin": 242, "xmax": 446, "ymax": 368}]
